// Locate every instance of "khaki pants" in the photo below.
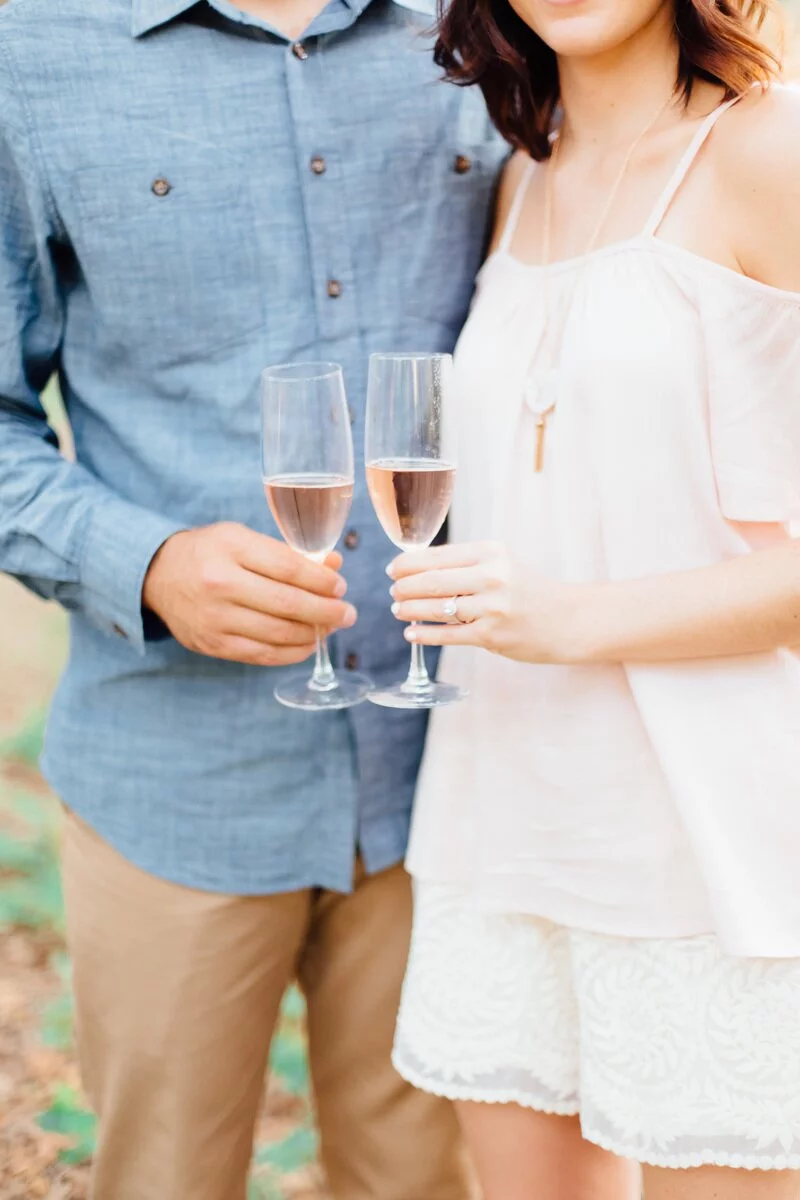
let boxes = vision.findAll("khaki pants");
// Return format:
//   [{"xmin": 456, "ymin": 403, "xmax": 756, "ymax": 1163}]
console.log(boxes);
[{"xmin": 61, "ymin": 811, "xmax": 468, "ymax": 1200}]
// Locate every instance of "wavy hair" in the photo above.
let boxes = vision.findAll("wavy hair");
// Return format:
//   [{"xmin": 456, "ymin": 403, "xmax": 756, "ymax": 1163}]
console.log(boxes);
[{"xmin": 435, "ymin": 1, "xmax": 781, "ymax": 160}]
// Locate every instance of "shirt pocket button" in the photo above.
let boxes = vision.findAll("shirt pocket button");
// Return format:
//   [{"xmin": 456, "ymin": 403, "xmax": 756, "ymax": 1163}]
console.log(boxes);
[{"xmin": 151, "ymin": 177, "xmax": 172, "ymax": 197}]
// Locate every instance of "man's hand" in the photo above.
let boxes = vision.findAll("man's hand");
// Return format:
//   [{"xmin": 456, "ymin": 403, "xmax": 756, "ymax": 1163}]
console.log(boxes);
[{"xmin": 143, "ymin": 523, "xmax": 356, "ymax": 667}]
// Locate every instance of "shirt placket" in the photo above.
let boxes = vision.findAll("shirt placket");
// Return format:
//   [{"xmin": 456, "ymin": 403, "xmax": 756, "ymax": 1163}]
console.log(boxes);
[
  {"xmin": 285, "ymin": 35, "xmax": 364, "ymax": 683},
  {"xmin": 284, "ymin": 36, "xmax": 357, "ymax": 359}
]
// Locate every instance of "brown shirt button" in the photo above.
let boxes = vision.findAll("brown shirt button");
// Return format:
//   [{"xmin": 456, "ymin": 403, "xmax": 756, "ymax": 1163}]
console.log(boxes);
[
  {"xmin": 344, "ymin": 530, "xmax": 359, "ymax": 551},
  {"xmin": 345, "ymin": 652, "xmax": 359, "ymax": 671},
  {"xmin": 453, "ymin": 154, "xmax": 472, "ymax": 175},
  {"xmin": 151, "ymin": 177, "xmax": 172, "ymax": 197},
  {"xmin": 291, "ymin": 41, "xmax": 308, "ymax": 59},
  {"xmin": 310, "ymin": 156, "xmax": 326, "ymax": 175},
  {"xmin": 327, "ymin": 279, "xmax": 342, "ymax": 299}
]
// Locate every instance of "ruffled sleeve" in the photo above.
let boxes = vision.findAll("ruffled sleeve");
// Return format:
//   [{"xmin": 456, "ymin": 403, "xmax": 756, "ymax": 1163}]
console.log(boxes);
[
  {"xmin": 705, "ymin": 282, "xmax": 800, "ymax": 525},
  {"xmin": 585, "ymin": 269, "xmax": 800, "ymax": 956}
]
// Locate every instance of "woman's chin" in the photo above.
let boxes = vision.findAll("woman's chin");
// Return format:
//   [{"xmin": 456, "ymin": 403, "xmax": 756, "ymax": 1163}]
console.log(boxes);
[
  {"xmin": 511, "ymin": 0, "xmax": 670, "ymax": 59},
  {"xmin": 534, "ymin": 17, "xmax": 624, "ymax": 59}
]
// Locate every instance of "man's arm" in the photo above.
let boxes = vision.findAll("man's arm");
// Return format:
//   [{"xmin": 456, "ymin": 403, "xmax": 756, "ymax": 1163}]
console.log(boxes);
[
  {"xmin": 0, "ymin": 51, "xmax": 355, "ymax": 664},
  {"xmin": 0, "ymin": 53, "xmax": 186, "ymax": 652}
]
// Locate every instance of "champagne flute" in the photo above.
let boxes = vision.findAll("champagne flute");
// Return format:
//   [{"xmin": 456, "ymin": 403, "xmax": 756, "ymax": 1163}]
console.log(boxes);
[
  {"xmin": 365, "ymin": 352, "xmax": 467, "ymax": 709},
  {"xmin": 261, "ymin": 362, "xmax": 372, "ymax": 711}
]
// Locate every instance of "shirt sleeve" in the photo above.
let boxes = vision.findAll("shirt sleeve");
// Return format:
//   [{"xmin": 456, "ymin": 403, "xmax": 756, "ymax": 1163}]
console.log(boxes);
[
  {"xmin": 0, "ymin": 52, "xmax": 185, "ymax": 653},
  {"xmin": 706, "ymin": 288, "xmax": 800, "ymax": 526}
]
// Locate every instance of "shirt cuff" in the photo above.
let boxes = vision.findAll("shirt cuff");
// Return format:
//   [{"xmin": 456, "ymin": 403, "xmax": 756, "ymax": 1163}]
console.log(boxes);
[{"xmin": 79, "ymin": 496, "xmax": 187, "ymax": 654}]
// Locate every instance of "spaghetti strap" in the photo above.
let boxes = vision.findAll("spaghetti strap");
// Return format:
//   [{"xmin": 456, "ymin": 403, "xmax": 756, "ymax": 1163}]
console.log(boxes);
[
  {"xmin": 643, "ymin": 95, "xmax": 743, "ymax": 237},
  {"xmin": 498, "ymin": 159, "xmax": 536, "ymax": 254}
]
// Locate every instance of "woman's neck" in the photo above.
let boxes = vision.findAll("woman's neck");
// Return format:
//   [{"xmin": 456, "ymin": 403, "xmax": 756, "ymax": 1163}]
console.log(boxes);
[{"xmin": 557, "ymin": 7, "xmax": 681, "ymax": 152}]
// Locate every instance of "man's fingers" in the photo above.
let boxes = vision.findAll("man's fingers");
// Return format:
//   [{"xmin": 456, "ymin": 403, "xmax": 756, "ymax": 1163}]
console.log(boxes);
[
  {"xmin": 234, "ymin": 528, "xmax": 347, "ymax": 598},
  {"xmin": 217, "ymin": 635, "xmax": 317, "ymax": 668},
  {"xmin": 221, "ymin": 608, "xmax": 319, "ymax": 647},
  {"xmin": 388, "ymin": 542, "xmax": 491, "ymax": 580},
  {"xmin": 229, "ymin": 570, "xmax": 356, "ymax": 629}
]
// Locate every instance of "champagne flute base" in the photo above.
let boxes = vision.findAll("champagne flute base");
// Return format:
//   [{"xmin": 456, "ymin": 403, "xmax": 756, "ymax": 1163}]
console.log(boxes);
[
  {"xmin": 274, "ymin": 672, "xmax": 373, "ymax": 711},
  {"xmin": 367, "ymin": 681, "xmax": 467, "ymax": 710}
]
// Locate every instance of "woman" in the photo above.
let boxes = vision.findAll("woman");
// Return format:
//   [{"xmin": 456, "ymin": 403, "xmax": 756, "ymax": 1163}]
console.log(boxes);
[{"xmin": 388, "ymin": 2, "xmax": 800, "ymax": 1198}]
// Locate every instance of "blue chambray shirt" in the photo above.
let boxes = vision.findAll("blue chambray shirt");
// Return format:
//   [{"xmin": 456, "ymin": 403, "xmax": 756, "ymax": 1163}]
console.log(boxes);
[{"xmin": 0, "ymin": 0, "xmax": 506, "ymax": 893}]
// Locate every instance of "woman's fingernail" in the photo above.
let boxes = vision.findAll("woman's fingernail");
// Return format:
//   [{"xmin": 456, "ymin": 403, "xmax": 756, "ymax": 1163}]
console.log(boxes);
[
  {"xmin": 334, "ymin": 578, "xmax": 347, "ymax": 598},
  {"xmin": 405, "ymin": 627, "xmax": 418, "ymax": 641},
  {"xmin": 343, "ymin": 605, "xmax": 357, "ymax": 626},
  {"xmin": 385, "ymin": 562, "xmax": 396, "ymax": 579},
  {"xmin": 389, "ymin": 584, "xmax": 396, "ymax": 599},
  {"xmin": 391, "ymin": 602, "xmax": 400, "ymax": 617}
]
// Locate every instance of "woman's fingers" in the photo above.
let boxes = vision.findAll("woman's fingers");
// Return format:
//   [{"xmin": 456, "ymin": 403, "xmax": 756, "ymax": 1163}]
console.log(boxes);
[
  {"xmin": 392, "ymin": 595, "xmax": 482, "ymax": 624},
  {"xmin": 390, "ymin": 566, "xmax": 486, "ymax": 602},
  {"xmin": 403, "ymin": 621, "xmax": 482, "ymax": 647},
  {"xmin": 388, "ymin": 542, "xmax": 494, "ymax": 580}
]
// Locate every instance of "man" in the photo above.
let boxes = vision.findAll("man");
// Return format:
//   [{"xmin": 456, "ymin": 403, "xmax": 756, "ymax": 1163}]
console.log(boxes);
[{"xmin": 0, "ymin": 0, "xmax": 506, "ymax": 1195}]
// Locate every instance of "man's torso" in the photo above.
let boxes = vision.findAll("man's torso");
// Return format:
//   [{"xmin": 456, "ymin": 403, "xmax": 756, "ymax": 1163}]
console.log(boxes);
[{"xmin": 0, "ymin": 0, "xmax": 507, "ymax": 892}]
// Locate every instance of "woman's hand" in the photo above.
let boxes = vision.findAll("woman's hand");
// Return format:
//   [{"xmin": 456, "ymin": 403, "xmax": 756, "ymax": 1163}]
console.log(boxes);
[
  {"xmin": 390, "ymin": 536, "xmax": 800, "ymax": 668},
  {"xmin": 388, "ymin": 542, "xmax": 589, "ymax": 663}
]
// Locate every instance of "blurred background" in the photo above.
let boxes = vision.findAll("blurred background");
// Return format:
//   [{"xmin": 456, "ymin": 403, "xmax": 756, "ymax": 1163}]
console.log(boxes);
[{"xmin": 1, "ymin": 6, "xmax": 799, "ymax": 1197}]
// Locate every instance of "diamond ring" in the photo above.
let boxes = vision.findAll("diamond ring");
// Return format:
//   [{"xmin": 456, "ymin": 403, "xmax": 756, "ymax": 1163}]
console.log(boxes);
[
  {"xmin": 442, "ymin": 598, "xmax": 459, "ymax": 620},
  {"xmin": 442, "ymin": 597, "xmax": 472, "ymax": 624}
]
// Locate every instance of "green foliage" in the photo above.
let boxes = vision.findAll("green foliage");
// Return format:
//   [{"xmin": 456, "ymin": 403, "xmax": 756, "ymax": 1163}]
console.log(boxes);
[
  {"xmin": 41, "ymin": 991, "xmax": 75, "ymax": 1052},
  {"xmin": 0, "ymin": 706, "xmax": 47, "ymax": 767},
  {"xmin": 0, "ymin": 790, "xmax": 64, "ymax": 932},
  {"xmin": 254, "ymin": 985, "xmax": 318, "ymax": 1196},
  {"xmin": 269, "ymin": 987, "xmax": 311, "ymax": 1098},
  {"xmin": 37, "ymin": 1084, "xmax": 97, "ymax": 1166},
  {"xmin": 255, "ymin": 1127, "xmax": 318, "ymax": 1174}
]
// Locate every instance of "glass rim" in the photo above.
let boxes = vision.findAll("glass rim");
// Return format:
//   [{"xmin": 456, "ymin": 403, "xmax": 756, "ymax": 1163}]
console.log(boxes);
[
  {"xmin": 368, "ymin": 352, "xmax": 453, "ymax": 364},
  {"xmin": 261, "ymin": 361, "xmax": 343, "ymax": 384}
]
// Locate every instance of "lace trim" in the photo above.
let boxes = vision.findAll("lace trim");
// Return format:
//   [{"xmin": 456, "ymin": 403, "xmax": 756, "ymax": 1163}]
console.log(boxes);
[
  {"xmin": 392, "ymin": 1051, "xmax": 580, "ymax": 1118},
  {"xmin": 395, "ymin": 1053, "xmax": 800, "ymax": 1171},
  {"xmin": 582, "ymin": 1126, "xmax": 800, "ymax": 1173}
]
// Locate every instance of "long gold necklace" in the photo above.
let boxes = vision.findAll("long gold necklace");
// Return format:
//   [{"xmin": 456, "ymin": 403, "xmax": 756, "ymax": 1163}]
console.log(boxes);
[{"xmin": 527, "ymin": 92, "xmax": 675, "ymax": 472}]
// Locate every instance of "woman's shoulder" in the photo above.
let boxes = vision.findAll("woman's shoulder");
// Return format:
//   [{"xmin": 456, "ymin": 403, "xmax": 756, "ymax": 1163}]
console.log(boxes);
[
  {"xmin": 711, "ymin": 84, "xmax": 800, "ymax": 291},
  {"xmin": 487, "ymin": 151, "xmax": 536, "ymax": 255}
]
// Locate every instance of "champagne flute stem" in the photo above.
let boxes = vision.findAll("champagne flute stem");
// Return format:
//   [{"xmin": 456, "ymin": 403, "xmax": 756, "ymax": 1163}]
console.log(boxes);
[
  {"xmin": 402, "ymin": 624, "xmax": 431, "ymax": 694},
  {"xmin": 309, "ymin": 630, "xmax": 338, "ymax": 692}
]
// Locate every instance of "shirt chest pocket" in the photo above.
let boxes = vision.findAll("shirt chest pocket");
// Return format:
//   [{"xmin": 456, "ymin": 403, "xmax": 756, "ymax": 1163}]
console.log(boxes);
[
  {"xmin": 69, "ymin": 159, "xmax": 265, "ymax": 366},
  {"xmin": 353, "ymin": 82, "xmax": 508, "ymax": 337},
  {"xmin": 381, "ymin": 139, "xmax": 506, "ymax": 332}
]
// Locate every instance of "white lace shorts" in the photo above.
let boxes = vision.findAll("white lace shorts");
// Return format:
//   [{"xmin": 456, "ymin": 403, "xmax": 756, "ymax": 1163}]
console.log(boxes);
[{"xmin": 393, "ymin": 883, "xmax": 800, "ymax": 1171}]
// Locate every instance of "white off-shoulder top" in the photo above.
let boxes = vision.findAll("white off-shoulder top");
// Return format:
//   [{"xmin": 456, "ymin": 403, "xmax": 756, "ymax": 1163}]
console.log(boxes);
[{"xmin": 407, "ymin": 98, "xmax": 800, "ymax": 957}]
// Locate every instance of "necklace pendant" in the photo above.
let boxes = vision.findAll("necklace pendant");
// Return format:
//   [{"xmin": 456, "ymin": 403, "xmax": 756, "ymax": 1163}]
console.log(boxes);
[
  {"xmin": 524, "ymin": 367, "xmax": 559, "ymax": 417},
  {"xmin": 524, "ymin": 369, "xmax": 558, "ymax": 472}
]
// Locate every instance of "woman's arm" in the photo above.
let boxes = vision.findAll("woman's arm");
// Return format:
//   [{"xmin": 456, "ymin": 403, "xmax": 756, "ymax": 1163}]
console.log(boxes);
[
  {"xmin": 387, "ymin": 538, "xmax": 800, "ymax": 665},
  {"xmin": 571, "ymin": 543, "xmax": 800, "ymax": 662}
]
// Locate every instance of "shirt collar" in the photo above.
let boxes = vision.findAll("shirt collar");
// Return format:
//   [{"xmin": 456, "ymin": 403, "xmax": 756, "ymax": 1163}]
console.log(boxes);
[
  {"xmin": 131, "ymin": 0, "xmax": 199, "ymax": 36},
  {"xmin": 131, "ymin": 0, "xmax": 434, "ymax": 36}
]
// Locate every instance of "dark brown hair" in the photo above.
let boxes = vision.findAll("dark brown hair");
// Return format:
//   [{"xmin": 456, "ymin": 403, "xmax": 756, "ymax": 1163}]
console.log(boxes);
[{"xmin": 435, "ymin": 1, "xmax": 781, "ymax": 160}]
